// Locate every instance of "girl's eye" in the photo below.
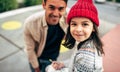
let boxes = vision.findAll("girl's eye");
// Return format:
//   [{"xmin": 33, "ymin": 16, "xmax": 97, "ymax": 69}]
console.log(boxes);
[
  {"xmin": 82, "ymin": 23, "xmax": 89, "ymax": 26},
  {"xmin": 70, "ymin": 23, "xmax": 77, "ymax": 26}
]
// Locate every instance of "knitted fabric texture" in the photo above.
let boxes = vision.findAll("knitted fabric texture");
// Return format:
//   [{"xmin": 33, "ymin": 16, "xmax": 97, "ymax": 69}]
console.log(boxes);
[
  {"xmin": 73, "ymin": 40, "xmax": 95, "ymax": 72},
  {"xmin": 45, "ymin": 40, "xmax": 103, "ymax": 72},
  {"xmin": 67, "ymin": 0, "xmax": 99, "ymax": 26}
]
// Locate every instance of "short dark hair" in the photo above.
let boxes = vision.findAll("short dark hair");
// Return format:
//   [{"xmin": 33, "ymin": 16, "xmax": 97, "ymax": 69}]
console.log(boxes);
[{"xmin": 44, "ymin": 0, "xmax": 68, "ymax": 4}]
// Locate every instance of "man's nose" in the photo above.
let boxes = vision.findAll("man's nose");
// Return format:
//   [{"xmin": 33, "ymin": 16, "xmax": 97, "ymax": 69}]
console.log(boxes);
[{"xmin": 53, "ymin": 9, "xmax": 59, "ymax": 16}]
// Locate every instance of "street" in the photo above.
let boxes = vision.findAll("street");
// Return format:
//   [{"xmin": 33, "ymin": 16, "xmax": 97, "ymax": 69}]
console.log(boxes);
[{"xmin": 96, "ymin": 2, "xmax": 120, "ymax": 24}]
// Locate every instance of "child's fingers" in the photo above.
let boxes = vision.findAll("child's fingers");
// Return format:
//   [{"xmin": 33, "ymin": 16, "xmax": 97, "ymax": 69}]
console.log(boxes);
[
  {"xmin": 58, "ymin": 63, "xmax": 65, "ymax": 69},
  {"xmin": 52, "ymin": 61, "xmax": 59, "ymax": 70},
  {"xmin": 51, "ymin": 61, "xmax": 65, "ymax": 70}
]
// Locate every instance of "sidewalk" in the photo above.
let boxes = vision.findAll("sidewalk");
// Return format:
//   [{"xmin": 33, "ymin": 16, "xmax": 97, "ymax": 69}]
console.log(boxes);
[
  {"xmin": 0, "ymin": 4, "xmax": 118, "ymax": 72},
  {"xmin": 0, "ymin": 5, "xmax": 44, "ymax": 72},
  {"xmin": 106, "ymin": 1, "xmax": 120, "ymax": 10},
  {"xmin": 102, "ymin": 24, "xmax": 120, "ymax": 72}
]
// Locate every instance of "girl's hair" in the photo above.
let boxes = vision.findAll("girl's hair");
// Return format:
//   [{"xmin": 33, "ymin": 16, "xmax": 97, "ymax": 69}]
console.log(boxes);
[
  {"xmin": 63, "ymin": 26, "xmax": 75, "ymax": 49},
  {"xmin": 63, "ymin": 23, "xmax": 104, "ymax": 54},
  {"xmin": 44, "ymin": 0, "xmax": 68, "ymax": 4}
]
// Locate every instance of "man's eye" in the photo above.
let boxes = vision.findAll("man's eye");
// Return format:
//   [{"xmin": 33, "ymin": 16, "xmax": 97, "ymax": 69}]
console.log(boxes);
[
  {"xmin": 58, "ymin": 7, "xmax": 64, "ymax": 11},
  {"xmin": 49, "ymin": 6, "xmax": 55, "ymax": 10}
]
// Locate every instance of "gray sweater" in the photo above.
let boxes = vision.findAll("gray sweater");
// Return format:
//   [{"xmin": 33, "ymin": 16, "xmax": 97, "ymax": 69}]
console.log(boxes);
[
  {"xmin": 46, "ymin": 40, "xmax": 103, "ymax": 72},
  {"xmin": 69, "ymin": 40, "xmax": 103, "ymax": 72}
]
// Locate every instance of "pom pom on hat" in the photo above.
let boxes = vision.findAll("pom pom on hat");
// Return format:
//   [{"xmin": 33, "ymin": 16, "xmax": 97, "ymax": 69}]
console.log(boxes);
[{"xmin": 67, "ymin": 0, "xmax": 99, "ymax": 26}]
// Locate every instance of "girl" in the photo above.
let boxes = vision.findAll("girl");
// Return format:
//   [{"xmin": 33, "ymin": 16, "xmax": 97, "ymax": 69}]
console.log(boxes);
[{"xmin": 46, "ymin": 0, "xmax": 104, "ymax": 72}]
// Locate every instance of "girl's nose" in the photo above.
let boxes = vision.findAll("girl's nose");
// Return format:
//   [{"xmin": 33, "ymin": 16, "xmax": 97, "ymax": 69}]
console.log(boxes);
[{"xmin": 76, "ymin": 25, "xmax": 82, "ymax": 32}]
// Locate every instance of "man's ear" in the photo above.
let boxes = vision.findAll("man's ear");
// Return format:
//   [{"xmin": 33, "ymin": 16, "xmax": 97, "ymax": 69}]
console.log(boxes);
[{"xmin": 42, "ymin": 1, "xmax": 46, "ymax": 9}]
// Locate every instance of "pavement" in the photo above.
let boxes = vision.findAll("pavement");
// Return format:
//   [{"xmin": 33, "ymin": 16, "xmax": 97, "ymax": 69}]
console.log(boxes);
[
  {"xmin": 102, "ymin": 24, "xmax": 120, "ymax": 72},
  {"xmin": 0, "ymin": 1, "xmax": 120, "ymax": 72}
]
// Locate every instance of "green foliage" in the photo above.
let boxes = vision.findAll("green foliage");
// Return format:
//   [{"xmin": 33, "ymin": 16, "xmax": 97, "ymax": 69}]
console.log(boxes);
[
  {"xmin": 24, "ymin": 0, "xmax": 42, "ymax": 7},
  {"xmin": 0, "ymin": 0, "xmax": 18, "ymax": 13},
  {"xmin": 116, "ymin": 0, "xmax": 120, "ymax": 2},
  {"xmin": 107, "ymin": 0, "xmax": 112, "ymax": 1},
  {"xmin": 107, "ymin": 0, "xmax": 120, "ymax": 2}
]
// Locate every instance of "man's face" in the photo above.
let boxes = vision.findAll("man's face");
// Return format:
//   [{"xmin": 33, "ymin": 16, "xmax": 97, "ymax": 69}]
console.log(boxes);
[{"xmin": 43, "ymin": 0, "xmax": 67, "ymax": 25}]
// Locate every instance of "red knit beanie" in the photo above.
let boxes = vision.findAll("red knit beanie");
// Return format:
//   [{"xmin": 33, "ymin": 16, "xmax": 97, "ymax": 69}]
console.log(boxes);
[{"xmin": 67, "ymin": 0, "xmax": 99, "ymax": 26}]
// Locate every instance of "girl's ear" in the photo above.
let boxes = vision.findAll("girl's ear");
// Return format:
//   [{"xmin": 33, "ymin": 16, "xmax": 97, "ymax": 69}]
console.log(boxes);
[
  {"xmin": 92, "ymin": 28, "xmax": 95, "ymax": 32},
  {"xmin": 92, "ymin": 23, "xmax": 95, "ymax": 32}
]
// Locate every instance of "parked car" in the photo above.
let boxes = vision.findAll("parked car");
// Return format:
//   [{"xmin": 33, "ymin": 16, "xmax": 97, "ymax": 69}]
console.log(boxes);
[{"xmin": 94, "ymin": 0, "xmax": 106, "ymax": 3}]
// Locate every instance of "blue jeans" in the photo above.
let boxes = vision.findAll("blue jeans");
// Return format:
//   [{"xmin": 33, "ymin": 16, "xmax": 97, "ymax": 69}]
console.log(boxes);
[{"xmin": 29, "ymin": 59, "xmax": 51, "ymax": 72}]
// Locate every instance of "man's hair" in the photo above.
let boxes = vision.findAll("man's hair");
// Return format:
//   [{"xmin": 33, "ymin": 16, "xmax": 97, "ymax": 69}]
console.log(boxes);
[{"xmin": 44, "ymin": 0, "xmax": 68, "ymax": 4}]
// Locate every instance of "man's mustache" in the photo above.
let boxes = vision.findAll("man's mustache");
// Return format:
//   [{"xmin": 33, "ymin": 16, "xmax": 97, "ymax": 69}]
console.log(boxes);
[{"xmin": 49, "ymin": 14, "xmax": 59, "ymax": 18}]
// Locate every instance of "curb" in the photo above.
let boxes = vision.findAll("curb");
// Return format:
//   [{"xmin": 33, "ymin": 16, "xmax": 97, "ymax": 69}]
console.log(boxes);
[
  {"xmin": 0, "ymin": 5, "xmax": 43, "ymax": 19},
  {"xmin": 0, "ymin": 5, "xmax": 70, "ymax": 19}
]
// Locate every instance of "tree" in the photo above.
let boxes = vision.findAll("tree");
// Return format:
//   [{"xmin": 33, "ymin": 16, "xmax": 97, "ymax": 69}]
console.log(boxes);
[
  {"xmin": 24, "ymin": 0, "xmax": 42, "ymax": 7},
  {"xmin": 0, "ymin": 0, "xmax": 18, "ymax": 13}
]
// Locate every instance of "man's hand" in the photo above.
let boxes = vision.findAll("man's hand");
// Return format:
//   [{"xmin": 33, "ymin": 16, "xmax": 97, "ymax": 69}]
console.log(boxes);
[{"xmin": 35, "ymin": 67, "xmax": 40, "ymax": 72}]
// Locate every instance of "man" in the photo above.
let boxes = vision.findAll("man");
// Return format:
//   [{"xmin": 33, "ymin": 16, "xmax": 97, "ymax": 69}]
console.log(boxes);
[{"xmin": 23, "ymin": 0, "xmax": 68, "ymax": 72}]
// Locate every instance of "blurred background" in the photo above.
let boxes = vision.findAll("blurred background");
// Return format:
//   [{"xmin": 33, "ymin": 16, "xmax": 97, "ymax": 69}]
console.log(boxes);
[
  {"xmin": 0, "ymin": 0, "xmax": 120, "ymax": 72},
  {"xmin": 0, "ymin": 0, "xmax": 42, "ymax": 13},
  {"xmin": 0, "ymin": 0, "xmax": 120, "ymax": 13}
]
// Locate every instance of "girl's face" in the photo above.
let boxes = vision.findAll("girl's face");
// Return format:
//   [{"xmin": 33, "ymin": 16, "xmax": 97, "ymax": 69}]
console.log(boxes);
[{"xmin": 70, "ymin": 17, "xmax": 94, "ymax": 42}]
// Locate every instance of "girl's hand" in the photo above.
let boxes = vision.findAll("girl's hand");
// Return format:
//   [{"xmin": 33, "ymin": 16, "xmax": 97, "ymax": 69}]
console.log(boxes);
[{"xmin": 51, "ymin": 61, "xmax": 65, "ymax": 70}]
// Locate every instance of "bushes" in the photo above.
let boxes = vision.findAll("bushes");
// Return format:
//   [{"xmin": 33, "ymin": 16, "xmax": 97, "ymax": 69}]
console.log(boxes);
[
  {"xmin": 116, "ymin": 0, "xmax": 120, "ymax": 2},
  {"xmin": 0, "ymin": 0, "xmax": 42, "ymax": 13},
  {"xmin": 24, "ymin": 0, "xmax": 42, "ymax": 7},
  {"xmin": 107, "ymin": 0, "xmax": 120, "ymax": 2},
  {"xmin": 0, "ymin": 0, "xmax": 18, "ymax": 13}
]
